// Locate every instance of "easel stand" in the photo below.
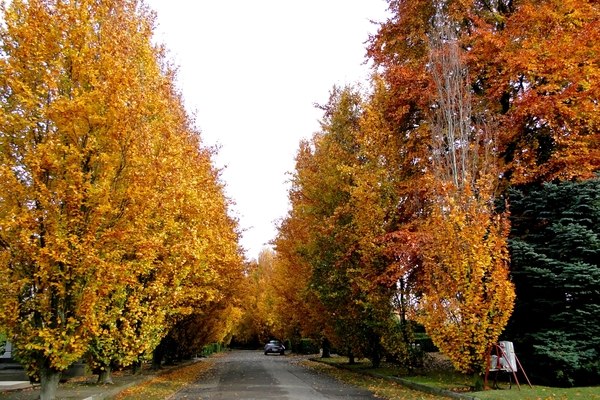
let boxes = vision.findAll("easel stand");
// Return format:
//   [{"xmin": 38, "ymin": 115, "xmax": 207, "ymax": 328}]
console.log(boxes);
[{"xmin": 484, "ymin": 341, "xmax": 532, "ymax": 391}]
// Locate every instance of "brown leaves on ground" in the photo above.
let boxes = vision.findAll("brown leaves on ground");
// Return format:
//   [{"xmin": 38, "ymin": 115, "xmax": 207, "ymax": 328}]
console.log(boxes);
[
  {"xmin": 300, "ymin": 359, "xmax": 447, "ymax": 400},
  {"xmin": 114, "ymin": 359, "xmax": 217, "ymax": 400}
]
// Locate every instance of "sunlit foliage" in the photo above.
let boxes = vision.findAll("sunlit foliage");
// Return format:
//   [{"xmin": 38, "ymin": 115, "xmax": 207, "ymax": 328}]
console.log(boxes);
[{"xmin": 0, "ymin": 0, "xmax": 243, "ymax": 398}]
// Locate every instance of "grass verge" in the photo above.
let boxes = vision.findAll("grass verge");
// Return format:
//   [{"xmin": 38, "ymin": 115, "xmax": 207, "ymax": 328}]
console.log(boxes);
[
  {"xmin": 300, "ymin": 359, "xmax": 447, "ymax": 399},
  {"xmin": 316, "ymin": 356, "xmax": 472, "ymax": 390},
  {"xmin": 313, "ymin": 356, "xmax": 600, "ymax": 400},
  {"xmin": 475, "ymin": 385, "xmax": 600, "ymax": 400},
  {"xmin": 114, "ymin": 359, "xmax": 213, "ymax": 400}
]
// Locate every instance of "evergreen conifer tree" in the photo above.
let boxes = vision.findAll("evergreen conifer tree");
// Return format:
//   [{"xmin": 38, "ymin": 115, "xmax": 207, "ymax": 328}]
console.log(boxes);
[{"xmin": 506, "ymin": 178, "xmax": 600, "ymax": 386}]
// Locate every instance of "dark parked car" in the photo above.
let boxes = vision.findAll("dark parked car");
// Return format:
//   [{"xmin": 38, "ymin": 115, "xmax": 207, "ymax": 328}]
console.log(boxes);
[{"xmin": 264, "ymin": 340, "xmax": 285, "ymax": 355}]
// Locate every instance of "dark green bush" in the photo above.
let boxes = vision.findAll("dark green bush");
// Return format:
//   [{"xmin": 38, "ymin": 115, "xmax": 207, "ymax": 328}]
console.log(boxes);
[
  {"xmin": 294, "ymin": 338, "xmax": 320, "ymax": 354},
  {"xmin": 201, "ymin": 343, "xmax": 223, "ymax": 357},
  {"xmin": 0, "ymin": 332, "xmax": 6, "ymax": 355},
  {"xmin": 414, "ymin": 333, "xmax": 439, "ymax": 353}
]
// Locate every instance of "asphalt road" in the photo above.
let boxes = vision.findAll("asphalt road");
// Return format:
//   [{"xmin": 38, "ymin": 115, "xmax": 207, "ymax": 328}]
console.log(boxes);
[{"xmin": 172, "ymin": 350, "xmax": 379, "ymax": 400}]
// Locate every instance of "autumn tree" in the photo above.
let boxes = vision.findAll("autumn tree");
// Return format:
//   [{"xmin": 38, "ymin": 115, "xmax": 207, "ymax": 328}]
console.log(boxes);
[
  {"xmin": 348, "ymin": 76, "xmax": 429, "ymax": 366},
  {"xmin": 87, "ymin": 125, "xmax": 243, "ymax": 382},
  {"xmin": 466, "ymin": 0, "xmax": 600, "ymax": 184},
  {"xmin": 271, "ymin": 177, "xmax": 335, "ymax": 352},
  {"xmin": 302, "ymin": 87, "xmax": 375, "ymax": 360},
  {"xmin": 272, "ymin": 88, "xmax": 362, "ymax": 359},
  {"xmin": 368, "ymin": 0, "xmax": 600, "ymax": 186},
  {"xmin": 412, "ymin": 6, "xmax": 516, "ymax": 384},
  {"xmin": 294, "ymin": 87, "xmax": 392, "ymax": 364},
  {"xmin": 132, "ymin": 127, "xmax": 243, "ymax": 372},
  {"xmin": 0, "ymin": 0, "xmax": 243, "ymax": 397},
  {"xmin": 274, "ymin": 85, "xmax": 423, "ymax": 366},
  {"xmin": 0, "ymin": 0, "xmax": 162, "ymax": 395},
  {"xmin": 234, "ymin": 248, "xmax": 285, "ymax": 345},
  {"xmin": 365, "ymin": 0, "xmax": 600, "ymax": 381}
]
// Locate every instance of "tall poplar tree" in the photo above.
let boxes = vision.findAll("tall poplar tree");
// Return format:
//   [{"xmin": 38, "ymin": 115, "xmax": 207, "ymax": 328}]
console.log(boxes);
[{"xmin": 416, "ymin": 5, "xmax": 515, "ymax": 383}]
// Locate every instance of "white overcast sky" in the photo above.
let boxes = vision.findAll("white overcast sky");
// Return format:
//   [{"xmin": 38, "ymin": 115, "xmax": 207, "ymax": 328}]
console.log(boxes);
[{"xmin": 144, "ymin": 0, "xmax": 390, "ymax": 261}]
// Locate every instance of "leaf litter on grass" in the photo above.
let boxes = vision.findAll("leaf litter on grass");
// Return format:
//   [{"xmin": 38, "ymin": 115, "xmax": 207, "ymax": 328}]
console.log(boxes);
[
  {"xmin": 114, "ymin": 357, "xmax": 217, "ymax": 400},
  {"xmin": 300, "ymin": 359, "xmax": 447, "ymax": 400}
]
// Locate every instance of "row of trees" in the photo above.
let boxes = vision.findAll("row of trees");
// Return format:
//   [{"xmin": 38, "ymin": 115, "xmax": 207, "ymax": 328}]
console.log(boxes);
[
  {"xmin": 0, "ymin": 1, "xmax": 244, "ymax": 399},
  {"xmin": 235, "ymin": 0, "xmax": 600, "ymax": 388}
]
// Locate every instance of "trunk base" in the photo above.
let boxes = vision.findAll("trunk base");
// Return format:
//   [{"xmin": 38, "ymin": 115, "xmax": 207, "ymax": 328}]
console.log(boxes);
[
  {"xmin": 473, "ymin": 372, "xmax": 484, "ymax": 391},
  {"xmin": 97, "ymin": 366, "xmax": 114, "ymax": 384},
  {"xmin": 321, "ymin": 339, "xmax": 331, "ymax": 358},
  {"xmin": 132, "ymin": 361, "xmax": 143, "ymax": 375},
  {"xmin": 39, "ymin": 366, "xmax": 61, "ymax": 400}
]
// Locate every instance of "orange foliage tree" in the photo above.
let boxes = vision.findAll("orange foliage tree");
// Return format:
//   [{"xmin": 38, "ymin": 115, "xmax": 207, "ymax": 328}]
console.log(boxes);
[
  {"xmin": 368, "ymin": 0, "xmax": 600, "ymax": 186},
  {"xmin": 364, "ymin": 0, "xmax": 600, "ymax": 379},
  {"xmin": 273, "ymin": 85, "xmax": 425, "ymax": 366}
]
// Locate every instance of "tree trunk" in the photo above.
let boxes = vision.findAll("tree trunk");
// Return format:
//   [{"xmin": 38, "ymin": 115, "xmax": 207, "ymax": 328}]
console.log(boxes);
[
  {"xmin": 371, "ymin": 353, "xmax": 381, "ymax": 368},
  {"xmin": 164, "ymin": 353, "xmax": 175, "ymax": 366},
  {"xmin": 321, "ymin": 338, "xmax": 331, "ymax": 358},
  {"xmin": 132, "ymin": 360, "xmax": 143, "ymax": 375},
  {"xmin": 39, "ymin": 364, "xmax": 61, "ymax": 400},
  {"xmin": 152, "ymin": 344, "xmax": 164, "ymax": 370},
  {"xmin": 473, "ymin": 372, "xmax": 484, "ymax": 391},
  {"xmin": 97, "ymin": 366, "xmax": 114, "ymax": 384},
  {"xmin": 371, "ymin": 357, "xmax": 381, "ymax": 368},
  {"xmin": 348, "ymin": 352, "xmax": 355, "ymax": 365}
]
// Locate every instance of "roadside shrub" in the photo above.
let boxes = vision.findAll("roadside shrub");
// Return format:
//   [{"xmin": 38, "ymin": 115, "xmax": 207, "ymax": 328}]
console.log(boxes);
[
  {"xmin": 201, "ymin": 343, "xmax": 222, "ymax": 357},
  {"xmin": 414, "ymin": 333, "xmax": 438, "ymax": 353},
  {"xmin": 294, "ymin": 338, "xmax": 320, "ymax": 354},
  {"xmin": 0, "ymin": 332, "xmax": 6, "ymax": 355}
]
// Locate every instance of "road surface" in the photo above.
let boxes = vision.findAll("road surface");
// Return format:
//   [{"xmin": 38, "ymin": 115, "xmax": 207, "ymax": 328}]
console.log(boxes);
[{"xmin": 172, "ymin": 350, "xmax": 379, "ymax": 399}]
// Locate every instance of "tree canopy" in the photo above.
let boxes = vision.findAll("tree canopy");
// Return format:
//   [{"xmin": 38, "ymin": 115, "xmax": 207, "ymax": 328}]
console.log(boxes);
[
  {"xmin": 0, "ymin": 1, "xmax": 243, "ymax": 398},
  {"xmin": 266, "ymin": 0, "xmax": 599, "ymax": 385},
  {"xmin": 2, "ymin": 0, "xmax": 600, "ymax": 395}
]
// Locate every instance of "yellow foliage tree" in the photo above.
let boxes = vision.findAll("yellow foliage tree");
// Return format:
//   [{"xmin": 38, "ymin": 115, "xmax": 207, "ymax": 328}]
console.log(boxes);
[
  {"xmin": 419, "ymin": 183, "xmax": 515, "ymax": 377},
  {"xmin": 234, "ymin": 249, "xmax": 285, "ymax": 345},
  {"xmin": 0, "ymin": 0, "xmax": 164, "ymax": 395},
  {"xmin": 418, "ymin": 6, "xmax": 515, "ymax": 383},
  {"xmin": 0, "ymin": 0, "xmax": 244, "ymax": 397}
]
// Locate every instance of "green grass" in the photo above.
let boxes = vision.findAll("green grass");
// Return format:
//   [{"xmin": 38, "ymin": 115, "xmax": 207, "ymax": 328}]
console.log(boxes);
[
  {"xmin": 475, "ymin": 385, "xmax": 600, "ymax": 400},
  {"xmin": 300, "ymin": 359, "xmax": 446, "ymax": 400},
  {"xmin": 316, "ymin": 356, "xmax": 471, "ymax": 389},
  {"xmin": 405, "ymin": 374, "xmax": 471, "ymax": 389},
  {"xmin": 313, "ymin": 355, "xmax": 600, "ymax": 400}
]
